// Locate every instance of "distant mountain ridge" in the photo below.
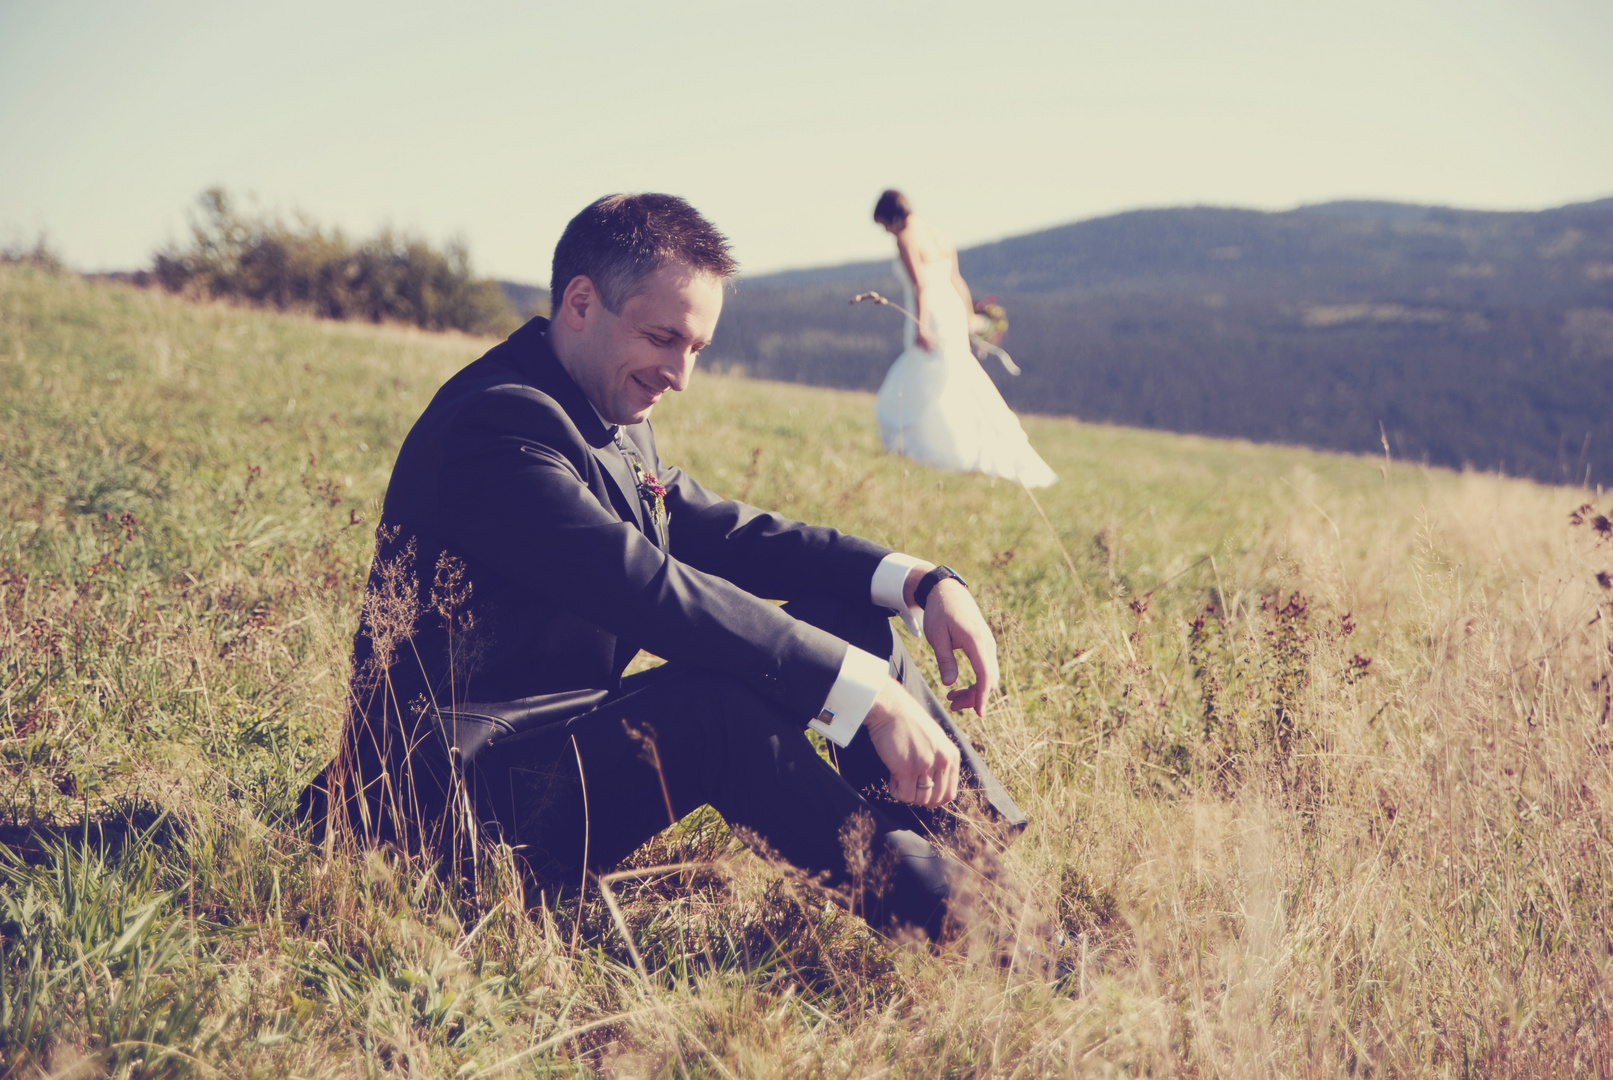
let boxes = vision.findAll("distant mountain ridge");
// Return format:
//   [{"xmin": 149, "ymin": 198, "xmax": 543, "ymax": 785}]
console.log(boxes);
[{"xmin": 703, "ymin": 198, "xmax": 1613, "ymax": 485}]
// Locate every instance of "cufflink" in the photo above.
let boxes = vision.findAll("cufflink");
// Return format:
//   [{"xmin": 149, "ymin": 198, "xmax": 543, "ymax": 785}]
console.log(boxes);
[{"xmin": 816, "ymin": 708, "xmax": 836, "ymax": 725}]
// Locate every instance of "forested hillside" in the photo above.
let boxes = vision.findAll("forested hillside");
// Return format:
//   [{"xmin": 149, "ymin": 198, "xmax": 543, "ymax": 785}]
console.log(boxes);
[{"xmin": 705, "ymin": 199, "xmax": 1613, "ymax": 484}]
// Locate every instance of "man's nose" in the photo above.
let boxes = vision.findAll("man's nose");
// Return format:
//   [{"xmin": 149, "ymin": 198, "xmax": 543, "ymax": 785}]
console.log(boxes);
[{"xmin": 658, "ymin": 350, "xmax": 698, "ymax": 392}]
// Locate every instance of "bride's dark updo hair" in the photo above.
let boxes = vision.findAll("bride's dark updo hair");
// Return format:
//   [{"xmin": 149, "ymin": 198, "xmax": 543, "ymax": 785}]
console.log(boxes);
[{"xmin": 873, "ymin": 189, "xmax": 912, "ymax": 228}]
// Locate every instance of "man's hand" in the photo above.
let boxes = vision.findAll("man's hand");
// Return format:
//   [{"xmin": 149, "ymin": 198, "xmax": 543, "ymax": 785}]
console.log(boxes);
[
  {"xmin": 906, "ymin": 568, "xmax": 999, "ymax": 717},
  {"xmin": 864, "ymin": 680, "xmax": 961, "ymax": 807}
]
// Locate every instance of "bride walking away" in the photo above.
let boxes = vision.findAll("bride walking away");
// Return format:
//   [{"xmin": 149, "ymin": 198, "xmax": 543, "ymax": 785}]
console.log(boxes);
[{"xmin": 870, "ymin": 189, "xmax": 1057, "ymax": 488}]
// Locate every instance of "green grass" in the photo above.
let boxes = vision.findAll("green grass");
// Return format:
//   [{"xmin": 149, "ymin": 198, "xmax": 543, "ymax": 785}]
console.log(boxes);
[{"xmin": 3, "ymin": 262, "xmax": 1612, "ymax": 1077}]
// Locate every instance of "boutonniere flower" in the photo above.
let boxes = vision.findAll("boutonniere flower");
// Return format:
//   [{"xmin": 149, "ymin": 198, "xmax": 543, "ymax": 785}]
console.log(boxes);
[
  {"xmin": 629, "ymin": 458, "xmax": 669, "ymax": 534},
  {"xmin": 612, "ymin": 430, "xmax": 670, "ymax": 539}
]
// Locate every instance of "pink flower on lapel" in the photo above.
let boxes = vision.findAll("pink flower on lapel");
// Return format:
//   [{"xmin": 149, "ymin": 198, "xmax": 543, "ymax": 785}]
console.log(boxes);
[{"xmin": 628, "ymin": 459, "xmax": 669, "ymax": 536}]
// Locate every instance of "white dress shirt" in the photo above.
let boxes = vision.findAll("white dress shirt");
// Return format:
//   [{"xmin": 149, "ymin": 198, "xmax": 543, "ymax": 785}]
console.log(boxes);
[{"xmin": 807, "ymin": 551, "xmax": 927, "ymax": 747}]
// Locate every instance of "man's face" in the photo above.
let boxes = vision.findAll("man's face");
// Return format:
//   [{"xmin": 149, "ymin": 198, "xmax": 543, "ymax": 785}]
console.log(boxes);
[{"xmin": 559, "ymin": 263, "xmax": 723, "ymax": 426}]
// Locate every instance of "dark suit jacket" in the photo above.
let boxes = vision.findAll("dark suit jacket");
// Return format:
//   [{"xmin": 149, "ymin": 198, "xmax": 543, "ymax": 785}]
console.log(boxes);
[{"xmin": 322, "ymin": 317, "xmax": 893, "ymax": 841}]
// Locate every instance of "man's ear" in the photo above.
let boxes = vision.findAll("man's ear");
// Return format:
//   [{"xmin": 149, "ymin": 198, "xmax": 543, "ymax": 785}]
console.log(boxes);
[{"xmin": 556, "ymin": 275, "xmax": 598, "ymax": 331}]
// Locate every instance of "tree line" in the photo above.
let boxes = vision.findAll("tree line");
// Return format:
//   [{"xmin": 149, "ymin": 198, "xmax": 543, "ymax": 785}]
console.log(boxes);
[{"xmin": 148, "ymin": 189, "xmax": 520, "ymax": 337}]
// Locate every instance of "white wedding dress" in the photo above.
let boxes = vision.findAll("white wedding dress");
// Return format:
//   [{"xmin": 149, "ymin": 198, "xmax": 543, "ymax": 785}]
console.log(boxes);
[{"xmin": 874, "ymin": 258, "xmax": 1057, "ymax": 487}]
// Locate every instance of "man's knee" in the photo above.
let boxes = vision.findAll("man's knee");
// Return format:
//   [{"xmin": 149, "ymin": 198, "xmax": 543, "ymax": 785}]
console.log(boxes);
[
  {"xmin": 605, "ymin": 665, "xmax": 821, "ymax": 801},
  {"xmin": 639, "ymin": 665, "xmax": 801, "ymax": 736}
]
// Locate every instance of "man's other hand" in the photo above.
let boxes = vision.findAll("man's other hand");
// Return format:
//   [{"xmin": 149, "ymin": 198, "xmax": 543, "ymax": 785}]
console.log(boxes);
[
  {"xmin": 906, "ymin": 568, "xmax": 999, "ymax": 717},
  {"xmin": 864, "ymin": 680, "xmax": 961, "ymax": 807}
]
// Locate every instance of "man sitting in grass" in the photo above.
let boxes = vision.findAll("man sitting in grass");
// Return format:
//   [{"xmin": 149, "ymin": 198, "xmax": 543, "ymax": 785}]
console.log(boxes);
[{"xmin": 303, "ymin": 193, "xmax": 1025, "ymax": 942}]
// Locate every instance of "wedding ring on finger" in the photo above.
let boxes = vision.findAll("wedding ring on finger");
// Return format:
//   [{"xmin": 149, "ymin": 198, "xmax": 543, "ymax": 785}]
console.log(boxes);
[{"xmin": 914, "ymin": 780, "xmax": 935, "ymax": 790}]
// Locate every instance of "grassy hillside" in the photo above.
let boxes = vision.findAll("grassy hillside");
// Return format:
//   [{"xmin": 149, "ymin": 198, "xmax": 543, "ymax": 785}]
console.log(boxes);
[
  {"xmin": 3, "ymin": 264, "xmax": 1613, "ymax": 1076},
  {"xmin": 709, "ymin": 198, "xmax": 1613, "ymax": 485}
]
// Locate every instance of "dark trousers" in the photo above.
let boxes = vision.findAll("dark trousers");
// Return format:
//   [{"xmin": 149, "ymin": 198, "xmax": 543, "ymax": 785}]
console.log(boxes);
[{"xmin": 464, "ymin": 599, "xmax": 1025, "ymax": 941}]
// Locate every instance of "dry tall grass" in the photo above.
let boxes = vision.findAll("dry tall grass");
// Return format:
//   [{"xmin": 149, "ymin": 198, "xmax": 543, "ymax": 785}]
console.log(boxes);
[{"xmin": 2, "ymin": 262, "xmax": 1611, "ymax": 1077}]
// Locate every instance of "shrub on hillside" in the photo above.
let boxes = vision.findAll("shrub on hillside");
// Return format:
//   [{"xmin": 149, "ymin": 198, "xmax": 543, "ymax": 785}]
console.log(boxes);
[
  {"xmin": 0, "ymin": 232, "xmax": 64, "ymax": 273},
  {"xmin": 152, "ymin": 189, "xmax": 518, "ymax": 337}
]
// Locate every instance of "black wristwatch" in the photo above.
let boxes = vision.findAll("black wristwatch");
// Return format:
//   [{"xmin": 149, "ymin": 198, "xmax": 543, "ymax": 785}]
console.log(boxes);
[{"xmin": 914, "ymin": 565, "xmax": 969, "ymax": 609}]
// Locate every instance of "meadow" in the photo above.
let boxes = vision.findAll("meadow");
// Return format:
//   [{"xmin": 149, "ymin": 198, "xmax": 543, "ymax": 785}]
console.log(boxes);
[{"xmin": 2, "ymin": 261, "xmax": 1612, "ymax": 1077}]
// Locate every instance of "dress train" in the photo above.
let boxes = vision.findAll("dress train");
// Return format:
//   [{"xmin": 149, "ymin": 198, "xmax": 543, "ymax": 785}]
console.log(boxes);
[{"xmin": 874, "ymin": 259, "xmax": 1056, "ymax": 488}]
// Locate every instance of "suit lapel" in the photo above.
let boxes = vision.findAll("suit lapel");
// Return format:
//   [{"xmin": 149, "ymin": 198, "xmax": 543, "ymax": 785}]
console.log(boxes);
[
  {"xmin": 589, "ymin": 441, "xmax": 647, "ymax": 533},
  {"xmin": 505, "ymin": 319, "xmax": 649, "ymax": 535},
  {"xmin": 618, "ymin": 423, "xmax": 656, "ymax": 469},
  {"xmin": 617, "ymin": 423, "xmax": 668, "ymax": 549}
]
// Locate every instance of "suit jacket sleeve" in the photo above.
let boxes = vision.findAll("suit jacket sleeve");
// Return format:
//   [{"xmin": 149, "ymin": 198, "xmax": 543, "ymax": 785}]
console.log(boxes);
[
  {"xmin": 658, "ymin": 465, "xmax": 891, "ymax": 602},
  {"xmin": 435, "ymin": 385, "xmax": 876, "ymax": 718}
]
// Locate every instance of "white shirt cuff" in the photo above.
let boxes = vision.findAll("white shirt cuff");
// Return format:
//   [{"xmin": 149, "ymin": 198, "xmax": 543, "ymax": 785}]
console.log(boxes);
[
  {"xmin": 807, "ymin": 645, "xmax": 889, "ymax": 747},
  {"xmin": 871, "ymin": 551, "xmax": 926, "ymax": 636}
]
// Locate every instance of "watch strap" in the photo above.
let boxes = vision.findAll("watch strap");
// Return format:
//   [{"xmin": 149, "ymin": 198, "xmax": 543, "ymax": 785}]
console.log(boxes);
[{"xmin": 914, "ymin": 564, "xmax": 968, "ymax": 609}]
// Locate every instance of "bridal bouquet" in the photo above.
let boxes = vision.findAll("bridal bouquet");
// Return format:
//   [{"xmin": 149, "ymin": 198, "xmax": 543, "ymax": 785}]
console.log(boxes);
[{"xmin": 973, "ymin": 297, "xmax": 1009, "ymax": 345}]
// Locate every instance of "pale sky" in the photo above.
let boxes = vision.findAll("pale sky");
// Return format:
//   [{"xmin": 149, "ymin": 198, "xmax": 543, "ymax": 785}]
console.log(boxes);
[{"xmin": 2, "ymin": 0, "xmax": 1610, "ymax": 283}]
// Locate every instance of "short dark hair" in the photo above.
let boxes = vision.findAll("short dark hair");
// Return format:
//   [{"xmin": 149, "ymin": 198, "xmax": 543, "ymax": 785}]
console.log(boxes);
[
  {"xmin": 550, "ymin": 193, "xmax": 737, "ymax": 313},
  {"xmin": 873, "ymin": 189, "xmax": 912, "ymax": 227}
]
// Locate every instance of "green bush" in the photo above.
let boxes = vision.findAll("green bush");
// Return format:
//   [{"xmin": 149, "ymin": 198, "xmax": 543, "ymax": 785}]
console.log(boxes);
[{"xmin": 152, "ymin": 188, "xmax": 518, "ymax": 337}]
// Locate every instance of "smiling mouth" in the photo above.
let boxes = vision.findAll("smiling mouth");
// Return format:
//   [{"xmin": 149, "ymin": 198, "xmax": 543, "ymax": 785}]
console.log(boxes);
[{"xmin": 632, "ymin": 375, "xmax": 664, "ymax": 400}]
